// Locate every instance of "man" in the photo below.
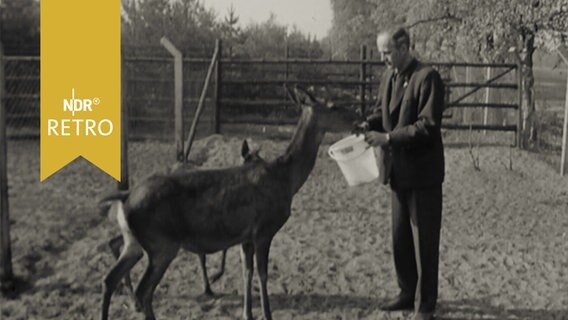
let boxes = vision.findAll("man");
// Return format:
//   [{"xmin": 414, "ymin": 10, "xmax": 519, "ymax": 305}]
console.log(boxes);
[{"xmin": 361, "ymin": 27, "xmax": 445, "ymax": 320}]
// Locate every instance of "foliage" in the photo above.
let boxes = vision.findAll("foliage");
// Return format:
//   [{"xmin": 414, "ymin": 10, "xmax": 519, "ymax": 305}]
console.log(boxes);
[
  {"xmin": 120, "ymin": 0, "xmax": 323, "ymax": 59},
  {"xmin": 0, "ymin": 0, "xmax": 40, "ymax": 54},
  {"xmin": 121, "ymin": 0, "xmax": 220, "ymax": 55},
  {"xmin": 330, "ymin": 0, "xmax": 568, "ymax": 62},
  {"xmin": 1, "ymin": 0, "xmax": 324, "ymax": 59},
  {"xmin": 230, "ymin": 13, "xmax": 287, "ymax": 59},
  {"xmin": 437, "ymin": 0, "xmax": 567, "ymax": 63},
  {"xmin": 329, "ymin": 0, "xmax": 378, "ymax": 59},
  {"xmin": 330, "ymin": 0, "xmax": 568, "ymax": 147}
]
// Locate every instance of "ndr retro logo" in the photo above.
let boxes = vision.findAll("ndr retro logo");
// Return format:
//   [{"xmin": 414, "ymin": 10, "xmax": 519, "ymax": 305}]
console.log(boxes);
[{"xmin": 47, "ymin": 88, "xmax": 114, "ymax": 137}]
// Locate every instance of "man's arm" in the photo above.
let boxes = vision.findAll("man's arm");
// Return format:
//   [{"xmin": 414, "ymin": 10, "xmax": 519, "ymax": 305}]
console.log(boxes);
[
  {"xmin": 354, "ymin": 90, "xmax": 383, "ymax": 134},
  {"xmin": 363, "ymin": 97, "xmax": 390, "ymax": 146},
  {"xmin": 388, "ymin": 70, "xmax": 445, "ymax": 146},
  {"xmin": 366, "ymin": 112, "xmax": 383, "ymax": 132},
  {"xmin": 365, "ymin": 88, "xmax": 384, "ymax": 132}
]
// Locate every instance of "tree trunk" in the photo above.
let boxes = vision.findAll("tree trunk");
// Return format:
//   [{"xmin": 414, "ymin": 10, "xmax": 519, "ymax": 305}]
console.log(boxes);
[{"xmin": 519, "ymin": 31, "xmax": 537, "ymax": 148}]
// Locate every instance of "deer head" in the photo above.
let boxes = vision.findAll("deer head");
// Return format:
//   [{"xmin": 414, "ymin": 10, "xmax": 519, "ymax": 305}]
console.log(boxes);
[
  {"xmin": 284, "ymin": 85, "xmax": 361, "ymax": 132},
  {"xmin": 240, "ymin": 139, "xmax": 263, "ymax": 163}
]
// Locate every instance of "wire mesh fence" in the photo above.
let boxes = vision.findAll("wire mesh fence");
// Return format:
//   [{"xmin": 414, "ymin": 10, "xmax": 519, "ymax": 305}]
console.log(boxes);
[
  {"xmin": 2, "ymin": 45, "xmax": 565, "ymax": 153},
  {"xmin": 4, "ymin": 56, "xmax": 39, "ymax": 139}
]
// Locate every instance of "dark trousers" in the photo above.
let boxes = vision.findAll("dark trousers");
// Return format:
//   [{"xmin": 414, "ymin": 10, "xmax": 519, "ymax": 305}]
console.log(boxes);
[{"xmin": 391, "ymin": 185, "xmax": 442, "ymax": 313}]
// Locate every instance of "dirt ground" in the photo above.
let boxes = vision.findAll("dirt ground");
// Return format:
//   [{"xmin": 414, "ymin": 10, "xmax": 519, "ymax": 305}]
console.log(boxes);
[{"xmin": 1, "ymin": 134, "xmax": 567, "ymax": 320}]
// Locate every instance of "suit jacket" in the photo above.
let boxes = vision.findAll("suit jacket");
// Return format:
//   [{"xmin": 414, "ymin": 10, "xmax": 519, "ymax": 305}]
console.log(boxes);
[{"xmin": 367, "ymin": 59, "xmax": 445, "ymax": 189}]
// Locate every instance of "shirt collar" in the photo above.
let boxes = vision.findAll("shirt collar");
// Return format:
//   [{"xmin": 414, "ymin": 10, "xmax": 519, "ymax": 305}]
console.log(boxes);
[{"xmin": 395, "ymin": 58, "xmax": 417, "ymax": 78}]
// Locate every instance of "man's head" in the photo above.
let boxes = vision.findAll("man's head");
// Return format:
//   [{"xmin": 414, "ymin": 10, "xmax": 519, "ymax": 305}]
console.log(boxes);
[{"xmin": 376, "ymin": 27, "xmax": 411, "ymax": 71}]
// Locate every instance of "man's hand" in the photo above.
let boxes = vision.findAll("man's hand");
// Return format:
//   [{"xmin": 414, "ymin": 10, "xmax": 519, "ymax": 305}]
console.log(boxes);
[
  {"xmin": 352, "ymin": 121, "xmax": 370, "ymax": 136},
  {"xmin": 364, "ymin": 131, "xmax": 390, "ymax": 147}
]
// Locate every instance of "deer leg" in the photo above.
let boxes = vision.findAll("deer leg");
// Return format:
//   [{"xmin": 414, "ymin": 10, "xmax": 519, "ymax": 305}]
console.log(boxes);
[
  {"xmin": 108, "ymin": 235, "xmax": 138, "ymax": 308},
  {"xmin": 210, "ymin": 249, "xmax": 227, "ymax": 284},
  {"xmin": 240, "ymin": 242, "xmax": 254, "ymax": 320},
  {"xmin": 101, "ymin": 238, "xmax": 143, "ymax": 320},
  {"xmin": 255, "ymin": 239, "xmax": 273, "ymax": 320},
  {"xmin": 108, "ymin": 235, "xmax": 122, "ymax": 258},
  {"xmin": 198, "ymin": 253, "xmax": 214, "ymax": 296},
  {"xmin": 135, "ymin": 244, "xmax": 179, "ymax": 320}
]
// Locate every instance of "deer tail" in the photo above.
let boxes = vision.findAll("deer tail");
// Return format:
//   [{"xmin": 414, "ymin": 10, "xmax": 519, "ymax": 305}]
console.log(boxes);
[
  {"xmin": 115, "ymin": 200, "xmax": 141, "ymax": 250},
  {"xmin": 98, "ymin": 190, "xmax": 130, "ymax": 217}
]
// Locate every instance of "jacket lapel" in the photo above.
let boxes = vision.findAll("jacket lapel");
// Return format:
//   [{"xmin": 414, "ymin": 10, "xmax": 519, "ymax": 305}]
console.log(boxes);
[
  {"xmin": 381, "ymin": 70, "xmax": 394, "ymax": 131},
  {"xmin": 389, "ymin": 59, "xmax": 419, "ymax": 119},
  {"xmin": 395, "ymin": 60, "xmax": 421, "ymax": 128},
  {"xmin": 389, "ymin": 75, "xmax": 405, "ymax": 116}
]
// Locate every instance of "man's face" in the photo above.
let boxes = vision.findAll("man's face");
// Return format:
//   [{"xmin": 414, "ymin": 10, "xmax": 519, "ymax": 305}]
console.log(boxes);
[{"xmin": 377, "ymin": 35, "xmax": 406, "ymax": 71}]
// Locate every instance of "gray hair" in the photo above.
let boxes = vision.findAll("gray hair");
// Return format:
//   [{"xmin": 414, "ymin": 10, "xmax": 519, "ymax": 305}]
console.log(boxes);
[{"xmin": 378, "ymin": 27, "xmax": 410, "ymax": 49}]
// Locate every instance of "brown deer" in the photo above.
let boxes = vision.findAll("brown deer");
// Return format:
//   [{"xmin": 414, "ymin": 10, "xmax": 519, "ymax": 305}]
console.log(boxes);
[
  {"xmin": 103, "ymin": 140, "xmax": 263, "ymax": 302},
  {"xmin": 100, "ymin": 86, "xmax": 360, "ymax": 320}
]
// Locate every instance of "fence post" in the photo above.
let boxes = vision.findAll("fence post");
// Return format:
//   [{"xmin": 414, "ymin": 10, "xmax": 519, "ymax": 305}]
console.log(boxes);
[
  {"xmin": 560, "ymin": 65, "xmax": 568, "ymax": 176},
  {"xmin": 284, "ymin": 39, "xmax": 289, "ymax": 82},
  {"xmin": 451, "ymin": 66, "xmax": 461, "ymax": 122},
  {"xmin": 360, "ymin": 45, "xmax": 367, "ymax": 115},
  {"xmin": 160, "ymin": 37, "xmax": 184, "ymax": 162},
  {"xmin": 214, "ymin": 39, "xmax": 222, "ymax": 134},
  {"xmin": 184, "ymin": 44, "xmax": 220, "ymax": 160},
  {"xmin": 368, "ymin": 49, "xmax": 373, "ymax": 101},
  {"xmin": 0, "ymin": 41, "xmax": 14, "ymax": 293},
  {"xmin": 483, "ymin": 66, "xmax": 492, "ymax": 134},
  {"xmin": 516, "ymin": 58, "xmax": 523, "ymax": 148},
  {"xmin": 118, "ymin": 55, "xmax": 129, "ymax": 191},
  {"xmin": 463, "ymin": 66, "xmax": 471, "ymax": 124}
]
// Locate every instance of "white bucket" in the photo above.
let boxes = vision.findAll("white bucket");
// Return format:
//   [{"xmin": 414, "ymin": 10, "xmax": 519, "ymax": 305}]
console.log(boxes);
[{"xmin": 328, "ymin": 134, "xmax": 379, "ymax": 186}]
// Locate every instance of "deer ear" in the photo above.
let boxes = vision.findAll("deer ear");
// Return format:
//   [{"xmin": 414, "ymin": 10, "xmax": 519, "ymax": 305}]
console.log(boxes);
[
  {"xmin": 294, "ymin": 85, "xmax": 319, "ymax": 105},
  {"xmin": 284, "ymin": 85, "xmax": 299, "ymax": 105},
  {"xmin": 241, "ymin": 139, "xmax": 250, "ymax": 158},
  {"xmin": 323, "ymin": 85, "xmax": 334, "ymax": 108},
  {"xmin": 292, "ymin": 86, "xmax": 304, "ymax": 104}
]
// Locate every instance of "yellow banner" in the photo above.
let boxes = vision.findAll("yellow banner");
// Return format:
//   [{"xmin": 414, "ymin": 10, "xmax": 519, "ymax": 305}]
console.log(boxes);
[{"xmin": 41, "ymin": 0, "xmax": 121, "ymax": 181}]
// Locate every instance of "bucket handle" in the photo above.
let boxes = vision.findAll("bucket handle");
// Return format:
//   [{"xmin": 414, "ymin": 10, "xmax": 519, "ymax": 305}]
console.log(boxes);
[
  {"xmin": 328, "ymin": 147, "xmax": 336, "ymax": 159},
  {"xmin": 329, "ymin": 143, "xmax": 371, "ymax": 160}
]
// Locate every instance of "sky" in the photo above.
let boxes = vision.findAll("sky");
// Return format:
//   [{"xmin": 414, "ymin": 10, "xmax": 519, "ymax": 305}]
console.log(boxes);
[{"xmin": 202, "ymin": 0, "xmax": 333, "ymax": 39}]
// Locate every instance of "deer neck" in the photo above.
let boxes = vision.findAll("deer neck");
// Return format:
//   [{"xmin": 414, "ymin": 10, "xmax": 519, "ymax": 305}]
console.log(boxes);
[{"xmin": 276, "ymin": 107, "xmax": 324, "ymax": 195}]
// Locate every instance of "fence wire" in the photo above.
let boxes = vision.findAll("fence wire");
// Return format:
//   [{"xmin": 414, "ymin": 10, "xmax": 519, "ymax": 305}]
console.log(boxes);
[
  {"xmin": 4, "ymin": 57, "xmax": 40, "ymax": 139},
  {"xmin": 2, "ymin": 50, "xmax": 565, "ymax": 153}
]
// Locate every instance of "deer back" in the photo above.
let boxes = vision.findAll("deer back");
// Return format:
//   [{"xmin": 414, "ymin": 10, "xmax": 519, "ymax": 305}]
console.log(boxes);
[{"xmin": 124, "ymin": 161, "xmax": 292, "ymax": 253}]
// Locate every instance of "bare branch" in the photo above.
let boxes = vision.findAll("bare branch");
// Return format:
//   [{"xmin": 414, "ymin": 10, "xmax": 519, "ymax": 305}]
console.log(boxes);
[
  {"xmin": 468, "ymin": 125, "xmax": 481, "ymax": 171},
  {"xmin": 406, "ymin": 14, "xmax": 462, "ymax": 30}
]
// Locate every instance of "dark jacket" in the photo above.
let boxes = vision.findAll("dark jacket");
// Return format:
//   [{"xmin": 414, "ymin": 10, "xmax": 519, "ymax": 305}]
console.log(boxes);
[{"xmin": 367, "ymin": 59, "xmax": 445, "ymax": 189}]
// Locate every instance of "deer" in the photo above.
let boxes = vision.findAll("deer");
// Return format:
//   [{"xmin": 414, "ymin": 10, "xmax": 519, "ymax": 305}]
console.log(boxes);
[
  {"xmin": 102, "ymin": 140, "xmax": 263, "ymax": 304},
  {"xmin": 99, "ymin": 85, "xmax": 360, "ymax": 320}
]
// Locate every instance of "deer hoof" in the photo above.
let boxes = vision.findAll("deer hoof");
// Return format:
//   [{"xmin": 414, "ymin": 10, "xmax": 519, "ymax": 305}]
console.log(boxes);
[
  {"xmin": 204, "ymin": 287, "xmax": 215, "ymax": 297},
  {"xmin": 195, "ymin": 291, "xmax": 215, "ymax": 302},
  {"xmin": 210, "ymin": 273, "xmax": 223, "ymax": 283}
]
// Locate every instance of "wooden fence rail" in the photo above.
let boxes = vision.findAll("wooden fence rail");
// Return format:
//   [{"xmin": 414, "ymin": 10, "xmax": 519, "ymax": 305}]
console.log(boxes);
[{"xmin": 2, "ymin": 42, "xmax": 522, "ymax": 143}]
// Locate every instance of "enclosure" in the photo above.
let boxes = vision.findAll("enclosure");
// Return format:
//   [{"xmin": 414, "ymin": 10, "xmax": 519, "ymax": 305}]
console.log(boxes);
[
  {"xmin": 1, "ymin": 39, "xmax": 568, "ymax": 320},
  {"xmin": 1, "ymin": 135, "xmax": 568, "ymax": 319}
]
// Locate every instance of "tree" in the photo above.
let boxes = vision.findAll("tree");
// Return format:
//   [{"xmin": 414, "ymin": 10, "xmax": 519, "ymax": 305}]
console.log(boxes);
[
  {"xmin": 230, "ymin": 13, "xmax": 288, "ymax": 59},
  {"xmin": 0, "ymin": 0, "xmax": 40, "ymax": 54},
  {"xmin": 418, "ymin": 0, "xmax": 568, "ymax": 147},
  {"xmin": 287, "ymin": 27, "xmax": 324, "ymax": 59},
  {"xmin": 329, "ymin": 0, "xmax": 377, "ymax": 59},
  {"xmin": 331, "ymin": 0, "xmax": 568, "ymax": 147},
  {"xmin": 121, "ymin": 0, "xmax": 220, "ymax": 55},
  {"xmin": 219, "ymin": 4, "xmax": 242, "ymax": 57}
]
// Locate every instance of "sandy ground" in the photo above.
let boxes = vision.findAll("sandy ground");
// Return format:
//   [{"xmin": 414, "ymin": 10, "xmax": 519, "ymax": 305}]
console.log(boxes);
[{"xmin": 1, "ymin": 134, "xmax": 567, "ymax": 320}]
